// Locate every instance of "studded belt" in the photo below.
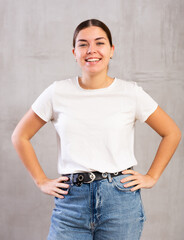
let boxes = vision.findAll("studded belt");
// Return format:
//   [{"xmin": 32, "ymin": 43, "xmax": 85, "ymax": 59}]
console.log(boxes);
[{"xmin": 62, "ymin": 167, "xmax": 133, "ymax": 186}]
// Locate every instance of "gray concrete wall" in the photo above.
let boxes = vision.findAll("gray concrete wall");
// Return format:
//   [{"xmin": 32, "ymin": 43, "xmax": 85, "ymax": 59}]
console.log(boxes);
[{"xmin": 1, "ymin": 0, "xmax": 183, "ymax": 239}]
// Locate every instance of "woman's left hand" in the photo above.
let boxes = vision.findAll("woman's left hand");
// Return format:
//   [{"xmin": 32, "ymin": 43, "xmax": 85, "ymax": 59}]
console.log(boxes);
[{"xmin": 120, "ymin": 169, "xmax": 157, "ymax": 191}]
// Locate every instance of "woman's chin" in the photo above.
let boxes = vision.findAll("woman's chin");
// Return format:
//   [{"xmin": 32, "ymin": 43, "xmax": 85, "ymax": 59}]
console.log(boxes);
[{"xmin": 82, "ymin": 66, "xmax": 108, "ymax": 75}]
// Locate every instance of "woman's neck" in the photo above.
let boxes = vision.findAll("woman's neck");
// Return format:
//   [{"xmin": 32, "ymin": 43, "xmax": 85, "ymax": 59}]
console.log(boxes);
[{"xmin": 79, "ymin": 72, "xmax": 114, "ymax": 90}]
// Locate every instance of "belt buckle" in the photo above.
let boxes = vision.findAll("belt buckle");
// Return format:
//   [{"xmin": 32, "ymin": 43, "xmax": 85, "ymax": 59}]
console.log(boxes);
[{"xmin": 85, "ymin": 172, "xmax": 96, "ymax": 183}]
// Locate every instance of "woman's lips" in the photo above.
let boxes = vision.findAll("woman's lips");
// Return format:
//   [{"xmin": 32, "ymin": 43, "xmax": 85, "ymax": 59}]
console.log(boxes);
[
  {"xmin": 85, "ymin": 58, "xmax": 102, "ymax": 62},
  {"xmin": 85, "ymin": 58, "xmax": 102, "ymax": 64}
]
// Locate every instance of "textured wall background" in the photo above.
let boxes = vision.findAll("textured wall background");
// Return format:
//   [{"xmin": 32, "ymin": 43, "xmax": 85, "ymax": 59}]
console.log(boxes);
[{"xmin": 0, "ymin": 0, "xmax": 183, "ymax": 239}]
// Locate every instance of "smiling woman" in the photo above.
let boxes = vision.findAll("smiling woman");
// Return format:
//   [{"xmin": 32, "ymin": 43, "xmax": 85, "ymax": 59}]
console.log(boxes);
[
  {"xmin": 73, "ymin": 26, "xmax": 114, "ymax": 89},
  {"xmin": 72, "ymin": 19, "xmax": 115, "ymax": 89},
  {"xmin": 11, "ymin": 18, "xmax": 181, "ymax": 240}
]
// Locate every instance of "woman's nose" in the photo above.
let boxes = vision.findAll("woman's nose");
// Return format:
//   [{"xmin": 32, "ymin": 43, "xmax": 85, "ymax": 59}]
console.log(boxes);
[{"xmin": 87, "ymin": 44, "xmax": 96, "ymax": 54}]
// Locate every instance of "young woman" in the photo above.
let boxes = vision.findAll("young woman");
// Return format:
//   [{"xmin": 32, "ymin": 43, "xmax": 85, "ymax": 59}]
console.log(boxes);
[{"xmin": 12, "ymin": 19, "xmax": 181, "ymax": 240}]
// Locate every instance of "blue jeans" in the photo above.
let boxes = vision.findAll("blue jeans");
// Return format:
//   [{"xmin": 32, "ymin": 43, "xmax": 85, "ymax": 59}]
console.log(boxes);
[{"xmin": 47, "ymin": 173, "xmax": 146, "ymax": 240}]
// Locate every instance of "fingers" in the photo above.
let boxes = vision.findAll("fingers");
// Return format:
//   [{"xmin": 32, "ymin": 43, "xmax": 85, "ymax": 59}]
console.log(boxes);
[
  {"xmin": 120, "ymin": 170, "xmax": 139, "ymax": 184},
  {"xmin": 121, "ymin": 177, "xmax": 140, "ymax": 191},
  {"xmin": 53, "ymin": 177, "xmax": 70, "ymax": 198},
  {"xmin": 39, "ymin": 176, "xmax": 71, "ymax": 199},
  {"xmin": 121, "ymin": 170, "xmax": 143, "ymax": 191},
  {"xmin": 120, "ymin": 174, "xmax": 137, "ymax": 183},
  {"xmin": 53, "ymin": 186, "xmax": 69, "ymax": 197},
  {"xmin": 49, "ymin": 186, "xmax": 69, "ymax": 199},
  {"xmin": 56, "ymin": 182, "xmax": 70, "ymax": 189},
  {"xmin": 57, "ymin": 176, "xmax": 70, "ymax": 182},
  {"xmin": 120, "ymin": 170, "xmax": 157, "ymax": 191},
  {"xmin": 122, "ymin": 169, "xmax": 137, "ymax": 175},
  {"xmin": 54, "ymin": 193, "xmax": 65, "ymax": 199},
  {"xmin": 50, "ymin": 190, "xmax": 67, "ymax": 199},
  {"xmin": 130, "ymin": 184, "xmax": 141, "ymax": 192}
]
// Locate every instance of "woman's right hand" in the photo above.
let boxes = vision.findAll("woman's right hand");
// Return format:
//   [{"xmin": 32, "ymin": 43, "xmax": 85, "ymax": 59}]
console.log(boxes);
[{"xmin": 37, "ymin": 176, "xmax": 70, "ymax": 199}]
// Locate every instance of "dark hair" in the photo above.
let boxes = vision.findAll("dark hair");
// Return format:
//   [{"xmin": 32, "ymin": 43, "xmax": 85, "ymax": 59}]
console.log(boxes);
[{"xmin": 73, "ymin": 19, "xmax": 113, "ymax": 48}]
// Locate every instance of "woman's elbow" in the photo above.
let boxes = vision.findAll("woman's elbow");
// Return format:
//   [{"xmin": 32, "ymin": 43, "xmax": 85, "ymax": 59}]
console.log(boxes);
[
  {"xmin": 175, "ymin": 126, "xmax": 182, "ymax": 142},
  {"xmin": 11, "ymin": 129, "xmax": 25, "ymax": 147},
  {"xmin": 171, "ymin": 125, "xmax": 182, "ymax": 145},
  {"xmin": 11, "ymin": 130, "xmax": 20, "ymax": 146}
]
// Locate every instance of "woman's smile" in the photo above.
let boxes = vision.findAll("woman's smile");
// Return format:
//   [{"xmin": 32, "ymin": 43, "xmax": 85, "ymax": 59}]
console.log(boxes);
[
  {"xmin": 85, "ymin": 57, "xmax": 102, "ymax": 65},
  {"xmin": 85, "ymin": 57, "xmax": 102, "ymax": 62}
]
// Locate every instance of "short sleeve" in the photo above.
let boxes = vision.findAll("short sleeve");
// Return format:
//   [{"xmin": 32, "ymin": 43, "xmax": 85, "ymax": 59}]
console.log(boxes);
[
  {"xmin": 31, "ymin": 83, "xmax": 54, "ymax": 122},
  {"xmin": 135, "ymin": 82, "xmax": 158, "ymax": 122}
]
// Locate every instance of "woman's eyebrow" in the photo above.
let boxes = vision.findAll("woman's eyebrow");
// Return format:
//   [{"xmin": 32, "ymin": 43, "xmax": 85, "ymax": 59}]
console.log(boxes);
[
  {"xmin": 77, "ymin": 39, "xmax": 87, "ymax": 42},
  {"xmin": 95, "ymin": 37, "xmax": 107, "ymax": 41},
  {"xmin": 77, "ymin": 37, "xmax": 107, "ymax": 42}
]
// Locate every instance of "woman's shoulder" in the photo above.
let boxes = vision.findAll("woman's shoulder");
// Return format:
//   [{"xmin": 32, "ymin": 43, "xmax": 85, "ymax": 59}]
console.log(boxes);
[
  {"xmin": 50, "ymin": 76, "xmax": 76, "ymax": 91},
  {"xmin": 54, "ymin": 76, "xmax": 74, "ymax": 86},
  {"xmin": 116, "ymin": 77, "xmax": 137, "ymax": 90}
]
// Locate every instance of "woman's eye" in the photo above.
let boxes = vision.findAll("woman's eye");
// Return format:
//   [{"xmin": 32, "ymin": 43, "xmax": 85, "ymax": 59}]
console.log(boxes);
[
  {"xmin": 79, "ymin": 44, "xmax": 87, "ymax": 47},
  {"xmin": 97, "ymin": 42, "xmax": 104, "ymax": 45}
]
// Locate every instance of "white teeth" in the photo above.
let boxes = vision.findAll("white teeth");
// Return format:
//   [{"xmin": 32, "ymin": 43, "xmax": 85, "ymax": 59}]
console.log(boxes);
[{"xmin": 86, "ymin": 58, "xmax": 101, "ymax": 62}]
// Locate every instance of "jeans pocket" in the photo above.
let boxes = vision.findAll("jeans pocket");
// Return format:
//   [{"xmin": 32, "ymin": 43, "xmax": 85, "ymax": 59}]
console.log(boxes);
[{"xmin": 112, "ymin": 174, "xmax": 137, "ymax": 192}]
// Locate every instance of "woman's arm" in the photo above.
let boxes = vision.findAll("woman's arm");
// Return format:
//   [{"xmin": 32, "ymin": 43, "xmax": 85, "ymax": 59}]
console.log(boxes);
[
  {"xmin": 11, "ymin": 108, "xmax": 69, "ymax": 198},
  {"xmin": 121, "ymin": 106, "xmax": 182, "ymax": 191}
]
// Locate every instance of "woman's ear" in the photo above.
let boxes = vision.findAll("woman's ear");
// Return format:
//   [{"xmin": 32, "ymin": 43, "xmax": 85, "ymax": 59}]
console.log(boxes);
[
  {"xmin": 110, "ymin": 45, "xmax": 115, "ymax": 58},
  {"xmin": 72, "ymin": 48, "xmax": 76, "ymax": 57},
  {"xmin": 72, "ymin": 48, "xmax": 78, "ymax": 62},
  {"xmin": 72, "ymin": 48, "xmax": 77, "ymax": 61}
]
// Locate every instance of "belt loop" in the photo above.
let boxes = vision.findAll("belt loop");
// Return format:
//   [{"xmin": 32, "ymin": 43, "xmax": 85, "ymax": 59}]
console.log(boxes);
[
  {"xmin": 71, "ymin": 173, "xmax": 74, "ymax": 186},
  {"xmin": 107, "ymin": 173, "xmax": 112, "ymax": 183}
]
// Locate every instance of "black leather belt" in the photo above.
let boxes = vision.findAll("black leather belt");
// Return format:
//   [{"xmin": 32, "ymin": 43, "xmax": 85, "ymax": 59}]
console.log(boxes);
[{"xmin": 62, "ymin": 167, "xmax": 133, "ymax": 186}]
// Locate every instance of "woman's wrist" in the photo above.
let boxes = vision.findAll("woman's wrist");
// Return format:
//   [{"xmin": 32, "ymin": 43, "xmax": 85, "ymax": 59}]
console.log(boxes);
[
  {"xmin": 146, "ymin": 170, "xmax": 160, "ymax": 183},
  {"xmin": 34, "ymin": 175, "xmax": 49, "ymax": 188}
]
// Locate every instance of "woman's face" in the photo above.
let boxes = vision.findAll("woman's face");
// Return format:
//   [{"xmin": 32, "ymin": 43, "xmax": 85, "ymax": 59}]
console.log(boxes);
[{"xmin": 72, "ymin": 26, "xmax": 114, "ymax": 75}]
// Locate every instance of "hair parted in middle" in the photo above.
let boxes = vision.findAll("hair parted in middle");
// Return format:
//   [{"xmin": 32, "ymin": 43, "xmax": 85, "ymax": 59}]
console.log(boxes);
[{"xmin": 73, "ymin": 19, "xmax": 113, "ymax": 48}]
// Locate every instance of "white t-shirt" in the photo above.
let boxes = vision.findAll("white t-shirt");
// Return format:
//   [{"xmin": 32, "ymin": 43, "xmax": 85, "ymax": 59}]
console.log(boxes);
[{"xmin": 32, "ymin": 76, "xmax": 158, "ymax": 174}]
